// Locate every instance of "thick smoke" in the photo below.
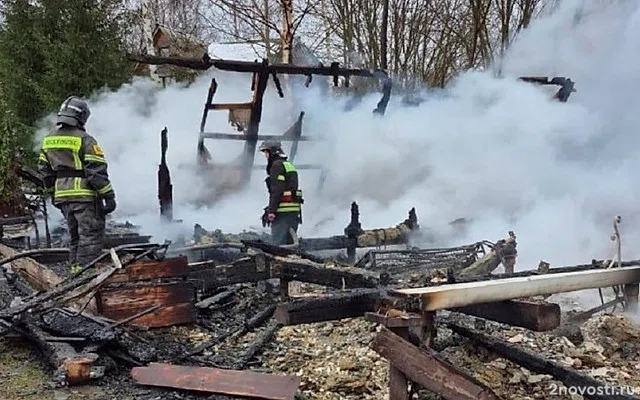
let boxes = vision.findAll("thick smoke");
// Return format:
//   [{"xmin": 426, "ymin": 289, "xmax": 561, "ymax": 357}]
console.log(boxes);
[{"xmin": 35, "ymin": 0, "xmax": 640, "ymax": 287}]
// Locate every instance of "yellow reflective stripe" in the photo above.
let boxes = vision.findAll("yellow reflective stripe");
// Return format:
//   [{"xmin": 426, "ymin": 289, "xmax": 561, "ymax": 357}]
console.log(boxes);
[
  {"xmin": 42, "ymin": 136, "xmax": 82, "ymax": 151},
  {"xmin": 97, "ymin": 183, "xmax": 113, "ymax": 195},
  {"xmin": 277, "ymin": 175, "xmax": 285, "ymax": 181},
  {"xmin": 54, "ymin": 189, "xmax": 97, "ymax": 197},
  {"xmin": 43, "ymin": 135, "xmax": 82, "ymax": 169},
  {"xmin": 84, "ymin": 154, "xmax": 106, "ymax": 163},
  {"xmin": 277, "ymin": 207, "xmax": 301, "ymax": 213},
  {"xmin": 282, "ymin": 161, "xmax": 296, "ymax": 173},
  {"xmin": 38, "ymin": 152, "xmax": 48, "ymax": 162}
]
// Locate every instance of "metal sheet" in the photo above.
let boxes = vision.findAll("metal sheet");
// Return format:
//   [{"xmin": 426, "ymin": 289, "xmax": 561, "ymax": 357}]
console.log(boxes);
[{"xmin": 131, "ymin": 362, "xmax": 301, "ymax": 400}]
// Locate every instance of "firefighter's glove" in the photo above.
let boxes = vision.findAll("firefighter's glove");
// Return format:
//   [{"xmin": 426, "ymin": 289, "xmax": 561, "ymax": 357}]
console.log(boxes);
[
  {"xmin": 101, "ymin": 194, "xmax": 117, "ymax": 215},
  {"xmin": 261, "ymin": 208, "xmax": 270, "ymax": 228}
]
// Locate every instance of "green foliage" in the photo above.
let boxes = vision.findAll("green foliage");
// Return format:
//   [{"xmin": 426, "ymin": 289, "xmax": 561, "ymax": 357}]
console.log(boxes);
[
  {"xmin": 0, "ymin": 85, "xmax": 31, "ymax": 200},
  {"xmin": 0, "ymin": 0, "xmax": 134, "ymax": 196}
]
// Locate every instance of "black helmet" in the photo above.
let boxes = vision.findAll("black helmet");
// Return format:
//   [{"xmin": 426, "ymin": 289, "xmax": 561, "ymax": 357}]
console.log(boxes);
[
  {"xmin": 258, "ymin": 140, "xmax": 284, "ymax": 155},
  {"xmin": 57, "ymin": 96, "xmax": 91, "ymax": 127}
]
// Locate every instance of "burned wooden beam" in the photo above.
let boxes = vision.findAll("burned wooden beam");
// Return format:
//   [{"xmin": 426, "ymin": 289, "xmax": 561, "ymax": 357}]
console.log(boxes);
[
  {"xmin": 20, "ymin": 322, "xmax": 103, "ymax": 386},
  {"xmin": 0, "ymin": 243, "xmax": 64, "ymax": 292},
  {"xmin": 451, "ymin": 299, "xmax": 561, "ymax": 331},
  {"xmin": 173, "ymin": 304, "xmax": 275, "ymax": 363},
  {"xmin": 449, "ymin": 322, "xmax": 638, "ymax": 400},
  {"xmin": 236, "ymin": 319, "xmax": 282, "ymax": 369},
  {"xmin": 394, "ymin": 264, "xmax": 640, "ymax": 311},
  {"xmin": 242, "ymin": 239, "xmax": 326, "ymax": 264},
  {"xmin": 104, "ymin": 256, "xmax": 188, "ymax": 284},
  {"xmin": 131, "ymin": 362, "xmax": 301, "ymax": 400},
  {"xmin": 189, "ymin": 254, "xmax": 271, "ymax": 293},
  {"xmin": 271, "ymin": 256, "xmax": 381, "ymax": 289},
  {"xmin": 458, "ymin": 232, "xmax": 517, "ymax": 277},
  {"xmin": 96, "ymin": 282, "xmax": 196, "ymax": 328},
  {"xmin": 371, "ymin": 326, "xmax": 499, "ymax": 400},
  {"xmin": 274, "ymin": 289, "xmax": 382, "ymax": 325},
  {"xmin": 297, "ymin": 207, "xmax": 419, "ymax": 252},
  {"xmin": 195, "ymin": 288, "xmax": 237, "ymax": 309},
  {"xmin": 127, "ymin": 53, "xmax": 382, "ymax": 78},
  {"xmin": 158, "ymin": 127, "xmax": 173, "ymax": 221}
]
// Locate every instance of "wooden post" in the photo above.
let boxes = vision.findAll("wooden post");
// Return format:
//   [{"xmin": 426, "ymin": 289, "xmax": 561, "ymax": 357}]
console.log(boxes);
[
  {"xmin": 389, "ymin": 326, "xmax": 409, "ymax": 400},
  {"xmin": 624, "ymin": 283, "xmax": 639, "ymax": 313}
]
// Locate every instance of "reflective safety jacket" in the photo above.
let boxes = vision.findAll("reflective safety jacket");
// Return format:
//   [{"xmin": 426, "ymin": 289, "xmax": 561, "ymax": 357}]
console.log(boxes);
[
  {"xmin": 37, "ymin": 125, "xmax": 114, "ymax": 205},
  {"xmin": 266, "ymin": 157, "xmax": 303, "ymax": 214}
]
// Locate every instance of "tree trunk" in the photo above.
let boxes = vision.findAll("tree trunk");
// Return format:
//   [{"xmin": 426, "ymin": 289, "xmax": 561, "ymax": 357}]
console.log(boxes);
[
  {"xmin": 141, "ymin": 0, "xmax": 161, "ymax": 83},
  {"xmin": 281, "ymin": 0, "xmax": 294, "ymax": 63}
]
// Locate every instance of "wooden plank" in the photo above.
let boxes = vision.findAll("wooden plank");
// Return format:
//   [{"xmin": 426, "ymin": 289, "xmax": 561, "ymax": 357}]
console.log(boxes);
[
  {"xmin": 274, "ymin": 289, "xmax": 381, "ymax": 325},
  {"xmin": 451, "ymin": 299, "xmax": 561, "ymax": 331},
  {"xmin": 388, "ymin": 327, "xmax": 409, "ymax": 400},
  {"xmin": 128, "ymin": 303, "xmax": 196, "ymax": 328},
  {"xmin": 272, "ymin": 256, "xmax": 380, "ymax": 289},
  {"xmin": 0, "ymin": 243, "xmax": 98, "ymax": 314},
  {"xmin": 364, "ymin": 312, "xmax": 426, "ymax": 328},
  {"xmin": 393, "ymin": 265, "xmax": 640, "ymax": 311},
  {"xmin": 131, "ymin": 362, "xmax": 301, "ymax": 400},
  {"xmin": 105, "ymin": 257, "xmax": 188, "ymax": 284},
  {"xmin": 97, "ymin": 282, "xmax": 195, "ymax": 313},
  {"xmin": 371, "ymin": 327, "xmax": 499, "ymax": 400},
  {"xmin": 0, "ymin": 243, "xmax": 62, "ymax": 291}
]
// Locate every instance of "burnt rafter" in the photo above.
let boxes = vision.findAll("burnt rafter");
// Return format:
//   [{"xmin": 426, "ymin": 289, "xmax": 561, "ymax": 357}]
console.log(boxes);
[{"xmin": 127, "ymin": 53, "xmax": 392, "ymax": 115}]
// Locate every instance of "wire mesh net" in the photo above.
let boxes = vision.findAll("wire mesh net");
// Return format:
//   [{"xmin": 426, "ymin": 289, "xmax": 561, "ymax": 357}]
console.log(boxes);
[{"xmin": 354, "ymin": 243, "xmax": 485, "ymax": 277}]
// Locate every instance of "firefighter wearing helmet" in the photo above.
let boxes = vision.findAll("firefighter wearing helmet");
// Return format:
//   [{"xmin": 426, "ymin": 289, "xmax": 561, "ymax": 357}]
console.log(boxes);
[
  {"xmin": 259, "ymin": 140, "xmax": 303, "ymax": 245},
  {"xmin": 37, "ymin": 96, "xmax": 116, "ymax": 274}
]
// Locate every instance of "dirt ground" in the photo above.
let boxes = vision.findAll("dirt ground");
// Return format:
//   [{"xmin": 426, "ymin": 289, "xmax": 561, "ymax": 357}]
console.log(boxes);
[{"xmin": 0, "ymin": 337, "xmax": 111, "ymax": 400}]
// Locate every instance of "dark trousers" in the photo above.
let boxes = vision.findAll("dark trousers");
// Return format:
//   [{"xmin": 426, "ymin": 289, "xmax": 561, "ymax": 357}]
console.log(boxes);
[
  {"xmin": 59, "ymin": 201, "xmax": 106, "ymax": 266},
  {"xmin": 270, "ymin": 212, "xmax": 300, "ymax": 245}
]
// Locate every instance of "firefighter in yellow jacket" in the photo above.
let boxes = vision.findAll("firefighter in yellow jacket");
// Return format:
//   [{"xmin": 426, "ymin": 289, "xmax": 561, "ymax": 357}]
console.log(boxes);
[
  {"xmin": 37, "ymin": 96, "xmax": 116, "ymax": 273},
  {"xmin": 259, "ymin": 140, "xmax": 303, "ymax": 245}
]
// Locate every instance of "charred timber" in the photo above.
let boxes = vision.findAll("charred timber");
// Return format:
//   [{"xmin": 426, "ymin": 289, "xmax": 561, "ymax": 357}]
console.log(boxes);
[
  {"xmin": 449, "ymin": 322, "xmax": 639, "ymax": 400},
  {"xmin": 127, "ymin": 54, "xmax": 385, "ymax": 78},
  {"xmin": 274, "ymin": 288, "xmax": 383, "ymax": 325},
  {"xmin": 242, "ymin": 239, "xmax": 326, "ymax": 263},
  {"xmin": 173, "ymin": 304, "xmax": 275, "ymax": 363},
  {"xmin": 189, "ymin": 255, "xmax": 271, "ymax": 293},
  {"xmin": 270, "ymin": 256, "xmax": 381, "ymax": 289},
  {"xmin": 371, "ymin": 327, "xmax": 500, "ymax": 400},
  {"xmin": 457, "ymin": 232, "xmax": 516, "ymax": 277},
  {"xmin": 236, "ymin": 319, "xmax": 282, "ymax": 369},
  {"xmin": 158, "ymin": 127, "xmax": 173, "ymax": 221},
  {"xmin": 20, "ymin": 321, "xmax": 102, "ymax": 385},
  {"xmin": 451, "ymin": 299, "xmax": 561, "ymax": 331}
]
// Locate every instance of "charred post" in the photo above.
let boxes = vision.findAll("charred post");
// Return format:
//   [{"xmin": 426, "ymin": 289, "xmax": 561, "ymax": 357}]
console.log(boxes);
[
  {"xmin": 371, "ymin": 327, "xmax": 500, "ymax": 400},
  {"xmin": 158, "ymin": 127, "xmax": 173, "ymax": 221},
  {"xmin": 344, "ymin": 202, "xmax": 363, "ymax": 264}
]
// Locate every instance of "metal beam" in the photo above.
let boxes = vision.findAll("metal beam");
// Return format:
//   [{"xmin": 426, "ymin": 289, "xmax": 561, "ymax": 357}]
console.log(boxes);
[{"xmin": 393, "ymin": 265, "xmax": 640, "ymax": 311}]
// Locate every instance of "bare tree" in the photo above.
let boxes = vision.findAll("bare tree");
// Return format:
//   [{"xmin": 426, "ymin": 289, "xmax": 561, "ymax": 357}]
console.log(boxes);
[{"xmin": 205, "ymin": 0, "xmax": 314, "ymax": 63}]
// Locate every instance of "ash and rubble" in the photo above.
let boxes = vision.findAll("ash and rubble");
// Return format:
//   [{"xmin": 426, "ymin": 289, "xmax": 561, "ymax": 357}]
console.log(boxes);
[{"xmin": 2, "ymin": 215, "xmax": 640, "ymax": 400}]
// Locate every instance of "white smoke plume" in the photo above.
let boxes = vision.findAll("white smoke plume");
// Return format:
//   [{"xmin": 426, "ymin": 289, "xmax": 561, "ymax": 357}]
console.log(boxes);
[{"xmin": 34, "ymin": 0, "xmax": 640, "ymax": 280}]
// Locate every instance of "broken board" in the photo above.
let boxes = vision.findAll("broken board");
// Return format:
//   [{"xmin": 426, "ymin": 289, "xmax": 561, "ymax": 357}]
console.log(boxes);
[
  {"xmin": 131, "ymin": 362, "xmax": 301, "ymax": 400},
  {"xmin": 96, "ymin": 257, "xmax": 195, "ymax": 328}
]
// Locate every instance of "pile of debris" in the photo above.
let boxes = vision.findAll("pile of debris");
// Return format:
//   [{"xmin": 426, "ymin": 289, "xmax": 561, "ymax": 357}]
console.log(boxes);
[{"xmin": 1, "ymin": 202, "xmax": 640, "ymax": 400}]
